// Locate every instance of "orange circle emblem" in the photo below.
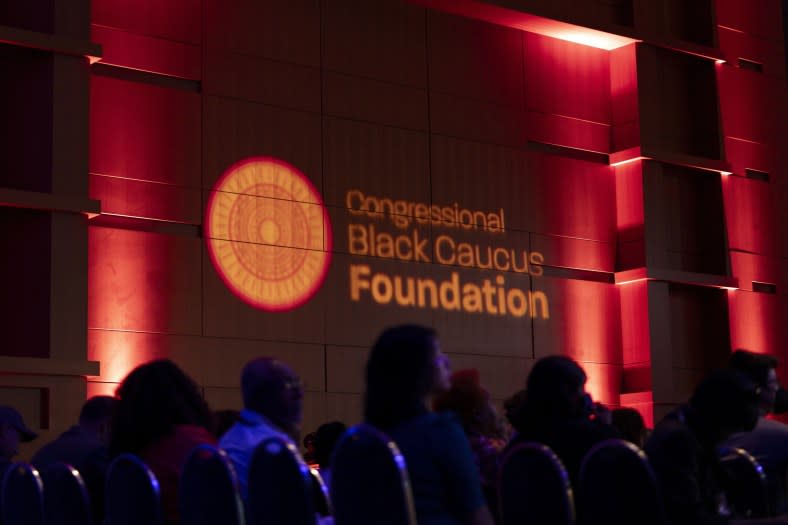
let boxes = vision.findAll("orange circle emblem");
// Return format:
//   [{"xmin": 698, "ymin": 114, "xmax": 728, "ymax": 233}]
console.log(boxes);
[{"xmin": 205, "ymin": 157, "xmax": 332, "ymax": 311}]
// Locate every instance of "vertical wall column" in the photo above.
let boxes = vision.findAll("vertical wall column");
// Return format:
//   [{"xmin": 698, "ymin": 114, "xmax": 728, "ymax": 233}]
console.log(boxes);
[{"xmin": 0, "ymin": 0, "xmax": 99, "ymax": 459}]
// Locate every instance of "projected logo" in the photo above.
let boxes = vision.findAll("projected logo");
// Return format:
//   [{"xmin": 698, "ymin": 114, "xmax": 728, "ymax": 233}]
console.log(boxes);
[{"xmin": 205, "ymin": 157, "xmax": 332, "ymax": 311}]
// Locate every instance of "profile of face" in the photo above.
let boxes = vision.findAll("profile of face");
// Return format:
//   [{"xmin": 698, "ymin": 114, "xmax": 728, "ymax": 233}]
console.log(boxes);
[
  {"xmin": 274, "ymin": 362, "xmax": 304, "ymax": 433},
  {"xmin": 762, "ymin": 368, "xmax": 780, "ymax": 413},
  {"xmin": 0, "ymin": 423, "xmax": 20, "ymax": 461},
  {"xmin": 431, "ymin": 338, "xmax": 452, "ymax": 394}
]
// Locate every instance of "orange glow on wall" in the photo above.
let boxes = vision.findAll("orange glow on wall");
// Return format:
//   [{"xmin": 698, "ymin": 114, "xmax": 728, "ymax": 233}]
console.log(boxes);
[{"xmin": 205, "ymin": 157, "xmax": 332, "ymax": 311}]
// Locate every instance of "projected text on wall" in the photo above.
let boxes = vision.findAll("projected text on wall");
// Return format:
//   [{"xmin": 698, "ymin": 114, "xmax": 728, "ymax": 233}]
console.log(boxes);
[{"xmin": 345, "ymin": 190, "xmax": 550, "ymax": 319}]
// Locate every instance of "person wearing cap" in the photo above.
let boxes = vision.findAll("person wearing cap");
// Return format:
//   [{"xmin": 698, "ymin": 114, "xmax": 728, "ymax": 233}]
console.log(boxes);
[{"xmin": 0, "ymin": 405, "xmax": 38, "ymax": 475}]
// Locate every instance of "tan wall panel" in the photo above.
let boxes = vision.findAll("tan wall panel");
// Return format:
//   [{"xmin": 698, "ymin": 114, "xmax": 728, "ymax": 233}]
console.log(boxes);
[
  {"xmin": 93, "ymin": 0, "xmax": 201, "ymax": 44},
  {"xmin": 427, "ymin": 11, "xmax": 524, "ymax": 106},
  {"xmin": 533, "ymin": 277, "xmax": 622, "ymax": 365},
  {"xmin": 323, "ymin": 72, "xmax": 428, "ymax": 131},
  {"xmin": 530, "ymin": 234, "xmax": 614, "ymax": 273},
  {"xmin": 326, "ymin": 345, "xmax": 367, "ymax": 394},
  {"xmin": 431, "ymin": 138, "xmax": 617, "ymax": 241},
  {"xmin": 325, "ymin": 393, "xmax": 363, "ymax": 427},
  {"xmin": 432, "ymin": 261, "xmax": 534, "ymax": 358},
  {"xmin": 90, "ymin": 75, "xmax": 201, "ymax": 188},
  {"xmin": 324, "ymin": 252, "xmax": 438, "ymax": 348},
  {"xmin": 322, "ymin": 0, "xmax": 427, "ymax": 87},
  {"xmin": 523, "ymin": 31, "xmax": 611, "ymax": 124},
  {"xmin": 89, "ymin": 174, "xmax": 202, "ymax": 224},
  {"xmin": 88, "ymin": 227, "xmax": 202, "ymax": 334},
  {"xmin": 430, "ymin": 92, "xmax": 527, "ymax": 148},
  {"xmin": 322, "ymin": 118, "xmax": 430, "ymax": 210},
  {"xmin": 202, "ymin": 246, "xmax": 328, "ymax": 343},
  {"xmin": 205, "ymin": 0, "xmax": 320, "ymax": 65},
  {"xmin": 445, "ymin": 354, "xmax": 531, "ymax": 400},
  {"xmin": 87, "ymin": 329, "xmax": 325, "ymax": 391},
  {"xmin": 203, "ymin": 386, "xmax": 242, "ymax": 411},
  {"xmin": 204, "ymin": 49, "xmax": 321, "ymax": 112},
  {"xmin": 202, "ymin": 96, "xmax": 322, "ymax": 193}
]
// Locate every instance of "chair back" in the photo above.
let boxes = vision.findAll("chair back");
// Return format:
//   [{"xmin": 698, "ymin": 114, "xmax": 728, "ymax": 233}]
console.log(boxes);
[
  {"xmin": 180, "ymin": 445, "xmax": 245, "ymax": 525},
  {"xmin": 719, "ymin": 446, "xmax": 770, "ymax": 518},
  {"xmin": 310, "ymin": 468, "xmax": 333, "ymax": 517},
  {"xmin": 1, "ymin": 462, "xmax": 44, "ymax": 525},
  {"xmin": 330, "ymin": 424, "xmax": 416, "ymax": 525},
  {"xmin": 498, "ymin": 442, "xmax": 575, "ymax": 525},
  {"xmin": 40, "ymin": 462, "xmax": 92, "ymax": 525},
  {"xmin": 105, "ymin": 454, "xmax": 162, "ymax": 525},
  {"xmin": 247, "ymin": 436, "xmax": 314, "ymax": 525},
  {"xmin": 577, "ymin": 439, "xmax": 666, "ymax": 525}
]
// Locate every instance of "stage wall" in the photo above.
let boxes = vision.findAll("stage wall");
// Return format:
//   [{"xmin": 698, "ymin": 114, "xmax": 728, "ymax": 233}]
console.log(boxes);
[{"xmin": 0, "ymin": 0, "xmax": 785, "ymax": 458}]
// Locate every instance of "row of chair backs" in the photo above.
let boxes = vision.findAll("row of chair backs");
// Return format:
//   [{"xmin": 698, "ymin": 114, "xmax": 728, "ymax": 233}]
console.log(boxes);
[
  {"xmin": 498, "ymin": 439, "xmax": 667, "ymax": 525},
  {"xmin": 330, "ymin": 424, "xmax": 417, "ymax": 525},
  {"xmin": 2, "ymin": 462, "xmax": 96, "ymax": 525}
]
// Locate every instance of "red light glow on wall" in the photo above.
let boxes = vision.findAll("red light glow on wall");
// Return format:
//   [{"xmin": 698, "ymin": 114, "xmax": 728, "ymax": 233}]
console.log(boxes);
[{"xmin": 205, "ymin": 157, "xmax": 332, "ymax": 312}]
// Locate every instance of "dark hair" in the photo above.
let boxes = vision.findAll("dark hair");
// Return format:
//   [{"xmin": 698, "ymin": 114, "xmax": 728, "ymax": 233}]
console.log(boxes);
[
  {"xmin": 688, "ymin": 367, "xmax": 759, "ymax": 441},
  {"xmin": 110, "ymin": 359, "xmax": 212, "ymax": 456},
  {"xmin": 364, "ymin": 324, "xmax": 438, "ymax": 430},
  {"xmin": 729, "ymin": 349, "xmax": 778, "ymax": 389},
  {"xmin": 79, "ymin": 396, "xmax": 116, "ymax": 425},
  {"xmin": 314, "ymin": 421, "xmax": 347, "ymax": 469},
  {"xmin": 511, "ymin": 355, "xmax": 587, "ymax": 434},
  {"xmin": 611, "ymin": 407, "xmax": 646, "ymax": 446},
  {"xmin": 433, "ymin": 369, "xmax": 500, "ymax": 437},
  {"xmin": 504, "ymin": 388, "xmax": 528, "ymax": 429}
]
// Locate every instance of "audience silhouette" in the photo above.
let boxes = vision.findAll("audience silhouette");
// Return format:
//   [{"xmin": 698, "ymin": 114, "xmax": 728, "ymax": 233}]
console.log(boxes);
[
  {"xmin": 109, "ymin": 359, "xmax": 215, "ymax": 524},
  {"xmin": 33, "ymin": 395, "xmax": 115, "ymax": 523},
  {"xmin": 507, "ymin": 355, "xmax": 618, "ymax": 485},
  {"xmin": 364, "ymin": 324, "xmax": 495, "ymax": 525},
  {"xmin": 219, "ymin": 357, "xmax": 304, "ymax": 500},
  {"xmin": 4, "ymin": 331, "xmax": 788, "ymax": 525}
]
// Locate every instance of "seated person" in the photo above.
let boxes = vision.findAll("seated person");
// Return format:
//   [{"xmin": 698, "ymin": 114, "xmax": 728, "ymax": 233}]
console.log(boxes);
[
  {"xmin": 611, "ymin": 407, "xmax": 649, "ymax": 449},
  {"xmin": 219, "ymin": 357, "xmax": 303, "ymax": 500},
  {"xmin": 646, "ymin": 367, "xmax": 788, "ymax": 525},
  {"xmin": 364, "ymin": 324, "xmax": 494, "ymax": 525},
  {"xmin": 433, "ymin": 369, "xmax": 507, "ymax": 512},
  {"xmin": 506, "ymin": 355, "xmax": 618, "ymax": 485},
  {"xmin": 725, "ymin": 350, "xmax": 788, "ymax": 514},
  {"xmin": 0, "ymin": 405, "xmax": 37, "ymax": 475},
  {"xmin": 110, "ymin": 360, "xmax": 216, "ymax": 524},
  {"xmin": 313, "ymin": 421, "xmax": 346, "ymax": 490},
  {"xmin": 33, "ymin": 396, "xmax": 115, "ymax": 523}
]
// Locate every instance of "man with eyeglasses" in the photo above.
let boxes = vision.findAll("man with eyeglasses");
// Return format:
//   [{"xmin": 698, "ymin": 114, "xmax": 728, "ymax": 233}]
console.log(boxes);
[
  {"xmin": 219, "ymin": 357, "xmax": 304, "ymax": 500},
  {"xmin": 726, "ymin": 349, "xmax": 788, "ymax": 515}
]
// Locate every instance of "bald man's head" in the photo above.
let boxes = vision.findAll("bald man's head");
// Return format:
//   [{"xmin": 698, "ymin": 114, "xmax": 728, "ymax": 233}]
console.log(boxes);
[{"xmin": 241, "ymin": 358, "xmax": 303, "ymax": 437}]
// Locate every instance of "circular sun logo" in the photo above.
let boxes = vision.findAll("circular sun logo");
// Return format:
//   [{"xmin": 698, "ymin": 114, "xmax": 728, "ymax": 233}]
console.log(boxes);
[{"xmin": 205, "ymin": 157, "xmax": 332, "ymax": 311}]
